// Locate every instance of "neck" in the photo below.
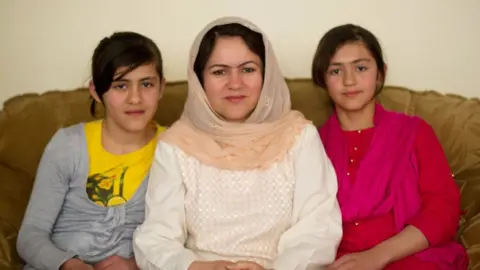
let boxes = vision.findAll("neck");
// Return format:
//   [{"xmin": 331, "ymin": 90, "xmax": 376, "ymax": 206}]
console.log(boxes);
[
  {"xmin": 336, "ymin": 101, "xmax": 376, "ymax": 131},
  {"xmin": 102, "ymin": 119, "xmax": 155, "ymax": 155}
]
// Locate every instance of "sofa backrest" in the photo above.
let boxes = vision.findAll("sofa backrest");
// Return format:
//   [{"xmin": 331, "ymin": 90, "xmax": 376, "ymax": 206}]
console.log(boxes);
[{"xmin": 0, "ymin": 79, "xmax": 479, "ymax": 227}]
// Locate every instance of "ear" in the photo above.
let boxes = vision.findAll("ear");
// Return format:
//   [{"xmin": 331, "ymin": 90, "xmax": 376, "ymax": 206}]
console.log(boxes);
[
  {"xmin": 88, "ymin": 80, "xmax": 102, "ymax": 103},
  {"xmin": 383, "ymin": 63, "xmax": 388, "ymax": 78},
  {"xmin": 158, "ymin": 76, "xmax": 166, "ymax": 99},
  {"xmin": 376, "ymin": 63, "xmax": 388, "ymax": 86}
]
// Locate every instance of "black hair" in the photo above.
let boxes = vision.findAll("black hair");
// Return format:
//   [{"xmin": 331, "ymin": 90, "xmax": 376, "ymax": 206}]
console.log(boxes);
[
  {"xmin": 90, "ymin": 31, "xmax": 163, "ymax": 116},
  {"xmin": 193, "ymin": 23, "xmax": 265, "ymax": 85},
  {"xmin": 311, "ymin": 24, "xmax": 386, "ymax": 94}
]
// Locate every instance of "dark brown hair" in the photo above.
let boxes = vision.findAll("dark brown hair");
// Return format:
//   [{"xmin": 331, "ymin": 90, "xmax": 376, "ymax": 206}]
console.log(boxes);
[
  {"xmin": 311, "ymin": 24, "xmax": 386, "ymax": 93},
  {"xmin": 193, "ymin": 23, "xmax": 265, "ymax": 86},
  {"xmin": 90, "ymin": 31, "xmax": 163, "ymax": 116}
]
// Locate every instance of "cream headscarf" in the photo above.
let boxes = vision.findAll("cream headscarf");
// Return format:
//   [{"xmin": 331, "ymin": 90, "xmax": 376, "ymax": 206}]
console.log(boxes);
[{"xmin": 160, "ymin": 16, "xmax": 310, "ymax": 170}]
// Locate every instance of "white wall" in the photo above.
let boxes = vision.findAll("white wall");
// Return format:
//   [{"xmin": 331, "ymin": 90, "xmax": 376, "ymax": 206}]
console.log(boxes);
[{"xmin": 1, "ymin": 0, "xmax": 479, "ymax": 107}]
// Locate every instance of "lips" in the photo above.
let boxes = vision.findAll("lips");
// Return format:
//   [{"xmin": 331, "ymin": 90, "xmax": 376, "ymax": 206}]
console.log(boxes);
[
  {"xmin": 343, "ymin": 91, "xmax": 362, "ymax": 97},
  {"xmin": 125, "ymin": 110, "xmax": 145, "ymax": 116},
  {"xmin": 225, "ymin": 96, "xmax": 246, "ymax": 103}
]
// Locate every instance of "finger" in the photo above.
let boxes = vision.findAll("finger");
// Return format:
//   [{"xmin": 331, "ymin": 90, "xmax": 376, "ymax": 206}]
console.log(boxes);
[
  {"xmin": 94, "ymin": 262, "xmax": 109, "ymax": 270},
  {"xmin": 328, "ymin": 261, "xmax": 348, "ymax": 270},
  {"xmin": 227, "ymin": 262, "xmax": 259, "ymax": 270},
  {"xmin": 225, "ymin": 264, "xmax": 248, "ymax": 270},
  {"xmin": 218, "ymin": 260, "xmax": 236, "ymax": 264},
  {"xmin": 94, "ymin": 257, "xmax": 117, "ymax": 270},
  {"xmin": 329, "ymin": 255, "xmax": 353, "ymax": 269},
  {"xmin": 336, "ymin": 260, "xmax": 356, "ymax": 270},
  {"xmin": 99, "ymin": 265, "xmax": 116, "ymax": 270}
]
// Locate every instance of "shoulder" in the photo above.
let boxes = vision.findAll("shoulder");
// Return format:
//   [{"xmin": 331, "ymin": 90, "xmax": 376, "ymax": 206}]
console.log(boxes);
[
  {"xmin": 47, "ymin": 122, "xmax": 86, "ymax": 148},
  {"xmin": 39, "ymin": 123, "xmax": 87, "ymax": 173},
  {"xmin": 299, "ymin": 122, "xmax": 319, "ymax": 140},
  {"xmin": 282, "ymin": 110, "xmax": 318, "ymax": 146},
  {"xmin": 291, "ymin": 123, "xmax": 322, "ymax": 152},
  {"xmin": 415, "ymin": 117, "xmax": 436, "ymax": 135},
  {"xmin": 391, "ymin": 112, "xmax": 435, "ymax": 139},
  {"xmin": 412, "ymin": 117, "xmax": 442, "ymax": 147},
  {"xmin": 387, "ymin": 112, "xmax": 443, "ymax": 154},
  {"xmin": 154, "ymin": 139, "xmax": 178, "ymax": 159}
]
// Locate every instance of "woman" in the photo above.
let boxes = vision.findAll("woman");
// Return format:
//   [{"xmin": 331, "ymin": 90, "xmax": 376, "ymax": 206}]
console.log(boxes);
[
  {"xmin": 133, "ymin": 17, "xmax": 342, "ymax": 270},
  {"xmin": 17, "ymin": 31, "xmax": 167, "ymax": 270},
  {"xmin": 312, "ymin": 24, "xmax": 468, "ymax": 270}
]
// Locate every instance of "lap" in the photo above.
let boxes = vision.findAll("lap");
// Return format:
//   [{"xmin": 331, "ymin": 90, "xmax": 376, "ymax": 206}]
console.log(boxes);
[{"xmin": 385, "ymin": 255, "xmax": 440, "ymax": 270}]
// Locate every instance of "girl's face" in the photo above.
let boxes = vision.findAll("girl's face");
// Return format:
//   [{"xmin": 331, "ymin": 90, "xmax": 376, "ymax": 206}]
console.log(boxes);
[
  {"xmin": 202, "ymin": 36, "xmax": 263, "ymax": 122},
  {"xmin": 92, "ymin": 63, "xmax": 163, "ymax": 133},
  {"xmin": 325, "ymin": 42, "xmax": 382, "ymax": 112}
]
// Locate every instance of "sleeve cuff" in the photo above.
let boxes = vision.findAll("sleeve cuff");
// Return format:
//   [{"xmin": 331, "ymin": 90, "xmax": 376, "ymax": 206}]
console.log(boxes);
[
  {"xmin": 174, "ymin": 250, "xmax": 198, "ymax": 270},
  {"xmin": 408, "ymin": 218, "xmax": 442, "ymax": 246},
  {"xmin": 48, "ymin": 251, "xmax": 78, "ymax": 270}
]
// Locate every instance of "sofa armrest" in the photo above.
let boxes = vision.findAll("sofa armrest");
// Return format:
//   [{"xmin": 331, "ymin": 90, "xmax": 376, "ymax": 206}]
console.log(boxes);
[
  {"xmin": 460, "ymin": 215, "xmax": 480, "ymax": 270},
  {"xmin": 0, "ymin": 163, "xmax": 31, "ymax": 270},
  {"xmin": 0, "ymin": 218, "xmax": 22, "ymax": 270},
  {"xmin": 457, "ymin": 174, "xmax": 480, "ymax": 270}
]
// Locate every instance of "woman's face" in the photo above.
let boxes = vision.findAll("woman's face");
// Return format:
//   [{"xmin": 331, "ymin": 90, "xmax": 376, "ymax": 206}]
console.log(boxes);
[{"xmin": 202, "ymin": 36, "xmax": 263, "ymax": 122}]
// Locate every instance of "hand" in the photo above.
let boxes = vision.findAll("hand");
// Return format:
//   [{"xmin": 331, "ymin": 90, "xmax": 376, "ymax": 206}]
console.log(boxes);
[
  {"xmin": 60, "ymin": 258, "xmax": 93, "ymax": 270},
  {"xmin": 94, "ymin": 255, "xmax": 138, "ymax": 270},
  {"xmin": 327, "ymin": 249, "xmax": 389, "ymax": 270},
  {"xmin": 188, "ymin": 260, "xmax": 235, "ymax": 270},
  {"xmin": 226, "ymin": 261, "xmax": 265, "ymax": 270}
]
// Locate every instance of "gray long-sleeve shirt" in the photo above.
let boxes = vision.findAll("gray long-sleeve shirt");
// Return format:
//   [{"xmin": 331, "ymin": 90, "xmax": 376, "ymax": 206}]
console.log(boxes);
[{"xmin": 17, "ymin": 123, "xmax": 148, "ymax": 270}]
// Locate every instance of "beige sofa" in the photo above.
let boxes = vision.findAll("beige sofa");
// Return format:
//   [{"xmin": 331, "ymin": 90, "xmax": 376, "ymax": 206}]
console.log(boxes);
[{"xmin": 0, "ymin": 79, "xmax": 479, "ymax": 269}]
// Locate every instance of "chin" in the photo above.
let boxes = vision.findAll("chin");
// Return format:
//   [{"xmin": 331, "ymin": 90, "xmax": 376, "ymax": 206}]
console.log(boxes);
[
  {"xmin": 216, "ymin": 105, "xmax": 256, "ymax": 122},
  {"xmin": 122, "ymin": 121, "xmax": 151, "ymax": 133},
  {"xmin": 337, "ymin": 100, "xmax": 372, "ymax": 112},
  {"xmin": 225, "ymin": 116, "xmax": 247, "ymax": 122},
  {"xmin": 222, "ymin": 113, "xmax": 248, "ymax": 123}
]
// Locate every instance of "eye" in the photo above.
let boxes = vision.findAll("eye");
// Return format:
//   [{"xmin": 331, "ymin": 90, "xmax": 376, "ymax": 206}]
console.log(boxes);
[
  {"xmin": 328, "ymin": 69, "xmax": 341, "ymax": 75},
  {"xmin": 357, "ymin": 66, "xmax": 368, "ymax": 72},
  {"xmin": 141, "ymin": 82, "xmax": 154, "ymax": 87},
  {"xmin": 242, "ymin": 67, "xmax": 256, "ymax": 73},
  {"xmin": 212, "ymin": 69, "xmax": 226, "ymax": 76},
  {"xmin": 112, "ymin": 83, "xmax": 127, "ymax": 90}
]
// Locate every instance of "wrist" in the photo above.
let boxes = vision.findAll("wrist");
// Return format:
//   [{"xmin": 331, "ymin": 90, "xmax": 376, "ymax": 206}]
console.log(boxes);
[
  {"xmin": 370, "ymin": 245, "xmax": 394, "ymax": 265},
  {"xmin": 127, "ymin": 257, "xmax": 139, "ymax": 270},
  {"xmin": 188, "ymin": 261, "xmax": 209, "ymax": 270},
  {"xmin": 60, "ymin": 257, "xmax": 83, "ymax": 270}
]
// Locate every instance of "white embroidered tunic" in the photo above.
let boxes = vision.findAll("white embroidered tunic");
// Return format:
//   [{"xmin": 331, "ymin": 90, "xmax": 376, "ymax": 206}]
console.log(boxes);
[{"xmin": 133, "ymin": 124, "xmax": 342, "ymax": 270}]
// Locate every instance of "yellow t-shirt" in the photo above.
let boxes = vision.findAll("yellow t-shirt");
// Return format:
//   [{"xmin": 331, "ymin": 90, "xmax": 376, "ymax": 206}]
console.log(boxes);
[{"xmin": 84, "ymin": 120, "xmax": 166, "ymax": 207}]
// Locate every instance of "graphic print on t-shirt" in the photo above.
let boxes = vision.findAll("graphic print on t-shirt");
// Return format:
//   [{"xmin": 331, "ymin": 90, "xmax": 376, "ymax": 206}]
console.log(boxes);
[
  {"xmin": 86, "ymin": 165, "xmax": 130, "ymax": 206},
  {"xmin": 83, "ymin": 120, "xmax": 165, "ymax": 207}
]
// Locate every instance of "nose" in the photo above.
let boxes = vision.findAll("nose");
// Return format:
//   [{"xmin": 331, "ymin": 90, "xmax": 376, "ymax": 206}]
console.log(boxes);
[
  {"xmin": 343, "ymin": 67, "xmax": 357, "ymax": 86},
  {"xmin": 227, "ymin": 70, "xmax": 242, "ymax": 90},
  {"xmin": 127, "ymin": 85, "xmax": 141, "ymax": 104}
]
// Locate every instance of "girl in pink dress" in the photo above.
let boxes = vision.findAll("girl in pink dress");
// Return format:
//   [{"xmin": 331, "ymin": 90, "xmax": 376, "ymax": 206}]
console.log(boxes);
[{"xmin": 312, "ymin": 24, "xmax": 469, "ymax": 270}]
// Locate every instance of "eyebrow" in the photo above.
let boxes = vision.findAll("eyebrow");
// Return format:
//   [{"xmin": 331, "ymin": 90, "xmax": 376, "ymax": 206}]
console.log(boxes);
[
  {"xmin": 113, "ymin": 76, "xmax": 157, "ymax": 82},
  {"xmin": 207, "ymin": 60, "xmax": 259, "ymax": 70},
  {"xmin": 329, "ymin": 58, "xmax": 372, "ymax": 66}
]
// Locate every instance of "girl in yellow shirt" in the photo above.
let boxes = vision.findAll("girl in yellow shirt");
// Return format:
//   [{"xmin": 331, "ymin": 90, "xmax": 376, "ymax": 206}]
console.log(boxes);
[{"xmin": 17, "ymin": 32, "xmax": 167, "ymax": 270}]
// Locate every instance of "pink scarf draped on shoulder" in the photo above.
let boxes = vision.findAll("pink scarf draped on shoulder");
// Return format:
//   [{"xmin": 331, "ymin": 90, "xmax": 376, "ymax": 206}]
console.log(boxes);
[{"xmin": 319, "ymin": 103, "xmax": 466, "ymax": 269}]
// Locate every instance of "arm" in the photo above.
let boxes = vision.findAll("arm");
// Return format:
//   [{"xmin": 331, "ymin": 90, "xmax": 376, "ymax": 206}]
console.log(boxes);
[
  {"xmin": 371, "ymin": 120, "xmax": 461, "ymax": 263},
  {"xmin": 272, "ymin": 124, "xmax": 343, "ymax": 270},
  {"xmin": 16, "ymin": 129, "xmax": 79, "ymax": 270},
  {"xmin": 407, "ymin": 120, "xmax": 461, "ymax": 245},
  {"xmin": 133, "ymin": 141, "xmax": 198, "ymax": 270}
]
